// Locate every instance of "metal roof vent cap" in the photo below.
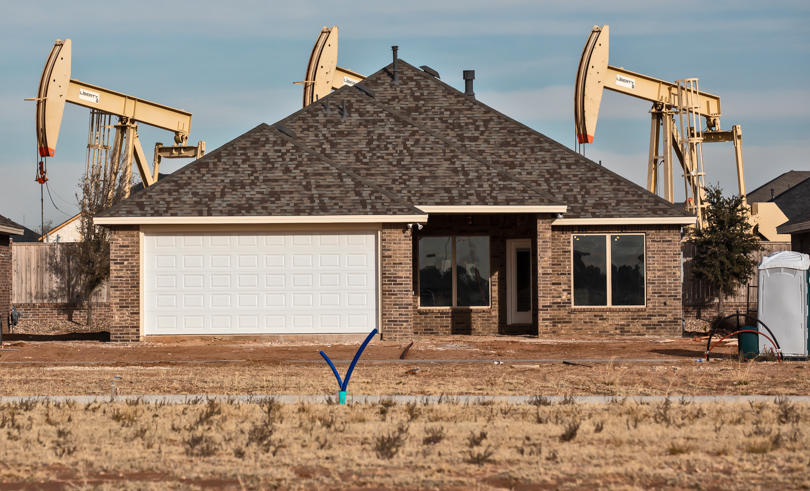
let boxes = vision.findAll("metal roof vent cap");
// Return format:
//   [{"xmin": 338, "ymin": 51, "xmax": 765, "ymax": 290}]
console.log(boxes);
[
  {"xmin": 463, "ymin": 70, "xmax": 475, "ymax": 98},
  {"xmin": 420, "ymin": 65, "xmax": 440, "ymax": 79}
]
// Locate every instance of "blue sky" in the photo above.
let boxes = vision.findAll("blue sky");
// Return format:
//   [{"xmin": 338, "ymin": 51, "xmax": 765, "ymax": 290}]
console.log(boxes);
[{"xmin": 1, "ymin": 1, "xmax": 808, "ymax": 231}]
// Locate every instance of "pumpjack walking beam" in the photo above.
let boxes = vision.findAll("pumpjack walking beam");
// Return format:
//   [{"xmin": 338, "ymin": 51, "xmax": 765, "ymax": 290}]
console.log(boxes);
[
  {"xmin": 31, "ymin": 39, "xmax": 204, "ymax": 194},
  {"xmin": 574, "ymin": 25, "xmax": 746, "ymax": 227}
]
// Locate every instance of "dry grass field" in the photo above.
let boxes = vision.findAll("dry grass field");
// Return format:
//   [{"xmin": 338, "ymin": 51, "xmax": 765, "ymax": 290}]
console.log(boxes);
[
  {"xmin": 0, "ymin": 396, "xmax": 807, "ymax": 490},
  {"xmin": 1, "ymin": 334, "xmax": 808, "ymax": 489}
]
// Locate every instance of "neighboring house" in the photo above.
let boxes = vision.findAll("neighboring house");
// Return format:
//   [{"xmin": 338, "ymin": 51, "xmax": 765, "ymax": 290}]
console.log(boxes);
[
  {"xmin": 0, "ymin": 214, "xmax": 24, "ymax": 332},
  {"xmin": 770, "ymin": 178, "xmax": 810, "ymax": 223},
  {"xmin": 746, "ymin": 171, "xmax": 810, "ymax": 241},
  {"xmin": 40, "ymin": 213, "xmax": 82, "ymax": 243},
  {"xmin": 777, "ymin": 210, "xmax": 810, "ymax": 255},
  {"xmin": 747, "ymin": 171, "xmax": 810, "ymax": 204},
  {"xmin": 10, "ymin": 225, "xmax": 40, "ymax": 243},
  {"xmin": 95, "ymin": 58, "xmax": 694, "ymax": 342}
]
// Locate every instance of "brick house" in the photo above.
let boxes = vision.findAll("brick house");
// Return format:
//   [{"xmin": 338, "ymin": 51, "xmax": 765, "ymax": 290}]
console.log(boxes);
[
  {"xmin": 95, "ymin": 59, "xmax": 694, "ymax": 342},
  {"xmin": 0, "ymin": 214, "xmax": 24, "ymax": 333},
  {"xmin": 778, "ymin": 210, "xmax": 810, "ymax": 255}
]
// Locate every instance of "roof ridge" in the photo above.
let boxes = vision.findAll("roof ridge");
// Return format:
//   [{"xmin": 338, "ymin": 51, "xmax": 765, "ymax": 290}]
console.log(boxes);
[
  {"xmin": 269, "ymin": 125, "xmax": 426, "ymax": 216},
  {"xmin": 747, "ymin": 170, "xmax": 810, "ymax": 201},
  {"xmin": 333, "ymin": 81, "xmax": 565, "ymax": 207},
  {"xmin": 376, "ymin": 60, "xmax": 692, "ymax": 217}
]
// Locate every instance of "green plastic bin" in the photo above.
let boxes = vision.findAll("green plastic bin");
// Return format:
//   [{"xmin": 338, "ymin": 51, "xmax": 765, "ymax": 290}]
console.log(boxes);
[{"xmin": 739, "ymin": 326, "xmax": 759, "ymax": 359}]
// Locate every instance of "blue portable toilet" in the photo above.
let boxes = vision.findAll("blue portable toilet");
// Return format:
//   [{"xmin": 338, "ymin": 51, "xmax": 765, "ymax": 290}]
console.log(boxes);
[{"xmin": 757, "ymin": 251, "xmax": 810, "ymax": 359}]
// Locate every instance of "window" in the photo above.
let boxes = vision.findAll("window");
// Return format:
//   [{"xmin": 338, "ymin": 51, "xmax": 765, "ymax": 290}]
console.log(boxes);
[
  {"xmin": 419, "ymin": 236, "xmax": 490, "ymax": 307},
  {"xmin": 572, "ymin": 234, "xmax": 645, "ymax": 307}
]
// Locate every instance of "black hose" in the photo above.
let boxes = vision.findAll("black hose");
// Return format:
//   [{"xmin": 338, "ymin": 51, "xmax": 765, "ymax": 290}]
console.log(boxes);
[{"xmin": 705, "ymin": 313, "xmax": 780, "ymax": 360}]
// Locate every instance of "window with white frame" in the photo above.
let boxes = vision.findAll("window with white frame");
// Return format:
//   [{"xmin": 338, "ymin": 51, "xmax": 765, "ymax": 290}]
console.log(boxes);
[
  {"xmin": 418, "ymin": 236, "xmax": 490, "ymax": 307},
  {"xmin": 572, "ymin": 234, "xmax": 645, "ymax": 307}
]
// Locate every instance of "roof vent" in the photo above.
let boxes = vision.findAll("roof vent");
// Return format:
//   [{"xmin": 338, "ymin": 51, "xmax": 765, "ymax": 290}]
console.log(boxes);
[
  {"xmin": 463, "ymin": 70, "xmax": 475, "ymax": 98},
  {"xmin": 420, "ymin": 65, "xmax": 440, "ymax": 79},
  {"xmin": 275, "ymin": 124, "xmax": 297, "ymax": 139},
  {"xmin": 354, "ymin": 83, "xmax": 375, "ymax": 98},
  {"xmin": 392, "ymin": 46, "xmax": 399, "ymax": 84}
]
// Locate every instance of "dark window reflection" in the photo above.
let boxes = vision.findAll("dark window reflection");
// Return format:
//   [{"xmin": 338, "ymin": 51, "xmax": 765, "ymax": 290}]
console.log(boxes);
[
  {"xmin": 419, "ymin": 237, "xmax": 452, "ymax": 306},
  {"xmin": 573, "ymin": 235, "xmax": 607, "ymax": 306},
  {"xmin": 456, "ymin": 237, "xmax": 490, "ymax": 306},
  {"xmin": 611, "ymin": 235, "xmax": 645, "ymax": 306}
]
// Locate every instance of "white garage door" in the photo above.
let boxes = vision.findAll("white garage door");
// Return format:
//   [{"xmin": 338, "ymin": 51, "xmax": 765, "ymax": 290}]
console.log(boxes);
[{"xmin": 144, "ymin": 231, "xmax": 378, "ymax": 335}]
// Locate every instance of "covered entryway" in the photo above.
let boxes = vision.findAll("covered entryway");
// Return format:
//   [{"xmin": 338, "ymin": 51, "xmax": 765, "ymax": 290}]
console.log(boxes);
[{"xmin": 143, "ymin": 231, "xmax": 378, "ymax": 335}]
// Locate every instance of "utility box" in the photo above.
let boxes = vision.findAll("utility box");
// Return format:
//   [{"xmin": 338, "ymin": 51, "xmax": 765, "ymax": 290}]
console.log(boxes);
[{"xmin": 757, "ymin": 251, "xmax": 810, "ymax": 359}]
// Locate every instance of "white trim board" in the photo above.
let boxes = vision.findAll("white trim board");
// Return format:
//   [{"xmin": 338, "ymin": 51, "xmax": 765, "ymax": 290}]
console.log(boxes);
[
  {"xmin": 96, "ymin": 215, "xmax": 426, "ymax": 226},
  {"xmin": 0, "ymin": 225, "xmax": 24, "ymax": 235},
  {"xmin": 417, "ymin": 205, "xmax": 567, "ymax": 214},
  {"xmin": 553, "ymin": 217, "xmax": 696, "ymax": 226}
]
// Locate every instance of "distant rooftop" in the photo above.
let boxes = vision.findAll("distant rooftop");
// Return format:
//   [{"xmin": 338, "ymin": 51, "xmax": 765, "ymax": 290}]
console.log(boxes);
[{"xmin": 747, "ymin": 171, "xmax": 810, "ymax": 203}]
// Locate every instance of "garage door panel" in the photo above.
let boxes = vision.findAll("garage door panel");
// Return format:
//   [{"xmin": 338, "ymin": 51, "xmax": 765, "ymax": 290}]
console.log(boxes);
[{"xmin": 145, "ymin": 231, "xmax": 378, "ymax": 335}]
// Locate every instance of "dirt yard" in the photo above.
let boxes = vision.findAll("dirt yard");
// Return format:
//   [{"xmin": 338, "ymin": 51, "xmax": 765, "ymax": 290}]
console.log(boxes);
[
  {"xmin": 0, "ymin": 330, "xmax": 807, "ymax": 397},
  {"xmin": 0, "ymin": 328, "xmax": 808, "ymax": 489}
]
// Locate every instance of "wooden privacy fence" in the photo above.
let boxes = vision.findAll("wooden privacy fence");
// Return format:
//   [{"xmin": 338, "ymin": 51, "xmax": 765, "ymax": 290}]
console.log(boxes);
[
  {"xmin": 12, "ymin": 243, "xmax": 109, "ymax": 304},
  {"xmin": 682, "ymin": 241, "xmax": 791, "ymax": 307}
]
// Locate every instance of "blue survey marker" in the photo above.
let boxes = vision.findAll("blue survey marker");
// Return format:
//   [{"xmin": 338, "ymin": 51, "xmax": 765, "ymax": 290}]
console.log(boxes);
[{"xmin": 319, "ymin": 328, "xmax": 378, "ymax": 404}]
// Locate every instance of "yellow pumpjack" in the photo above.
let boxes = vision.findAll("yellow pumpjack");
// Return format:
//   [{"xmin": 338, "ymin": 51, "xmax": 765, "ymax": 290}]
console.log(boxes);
[{"xmin": 29, "ymin": 39, "xmax": 205, "ymax": 196}]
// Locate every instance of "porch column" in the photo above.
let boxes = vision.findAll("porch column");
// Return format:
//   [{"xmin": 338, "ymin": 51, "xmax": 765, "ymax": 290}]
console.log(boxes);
[
  {"xmin": 535, "ymin": 215, "xmax": 554, "ymax": 333},
  {"xmin": 380, "ymin": 223, "xmax": 414, "ymax": 341},
  {"xmin": 109, "ymin": 225, "xmax": 141, "ymax": 342}
]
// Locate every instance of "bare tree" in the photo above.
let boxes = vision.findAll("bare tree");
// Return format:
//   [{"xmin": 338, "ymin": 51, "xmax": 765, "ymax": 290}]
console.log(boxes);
[
  {"xmin": 47, "ymin": 242, "xmax": 82, "ymax": 321},
  {"xmin": 51, "ymin": 149, "xmax": 129, "ymax": 327}
]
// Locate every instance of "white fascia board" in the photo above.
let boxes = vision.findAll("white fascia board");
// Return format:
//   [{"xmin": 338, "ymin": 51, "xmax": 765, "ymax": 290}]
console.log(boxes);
[
  {"xmin": 417, "ymin": 205, "xmax": 567, "ymax": 214},
  {"xmin": 0, "ymin": 225, "xmax": 25, "ymax": 236},
  {"xmin": 94, "ymin": 215, "xmax": 427, "ymax": 226},
  {"xmin": 553, "ymin": 216, "xmax": 696, "ymax": 226}
]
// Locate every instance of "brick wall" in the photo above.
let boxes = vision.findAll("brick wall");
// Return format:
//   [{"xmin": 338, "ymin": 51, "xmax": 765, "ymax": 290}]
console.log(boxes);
[
  {"xmin": 109, "ymin": 226, "xmax": 140, "ymax": 342},
  {"xmin": 0, "ymin": 236, "xmax": 10, "ymax": 333},
  {"xmin": 541, "ymin": 225, "xmax": 683, "ymax": 336},
  {"xmin": 13, "ymin": 302, "xmax": 111, "ymax": 325},
  {"xmin": 792, "ymin": 232, "xmax": 810, "ymax": 255},
  {"xmin": 380, "ymin": 223, "xmax": 414, "ymax": 341}
]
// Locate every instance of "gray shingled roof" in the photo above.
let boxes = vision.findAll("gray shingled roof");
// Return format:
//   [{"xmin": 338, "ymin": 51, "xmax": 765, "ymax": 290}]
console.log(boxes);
[
  {"xmin": 277, "ymin": 86, "xmax": 562, "ymax": 209},
  {"xmin": 99, "ymin": 124, "xmax": 423, "ymax": 219},
  {"xmin": 0, "ymin": 214, "xmax": 24, "ymax": 236},
  {"xmin": 747, "ymin": 171, "xmax": 810, "ymax": 204},
  {"xmin": 99, "ymin": 58, "xmax": 693, "ymax": 222},
  {"xmin": 777, "ymin": 209, "xmax": 810, "ymax": 234},
  {"xmin": 358, "ymin": 61, "xmax": 692, "ymax": 219},
  {"xmin": 771, "ymin": 177, "xmax": 810, "ymax": 221}
]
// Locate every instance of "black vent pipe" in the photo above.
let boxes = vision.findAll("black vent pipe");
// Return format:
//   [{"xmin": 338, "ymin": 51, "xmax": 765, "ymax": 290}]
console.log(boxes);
[
  {"xmin": 392, "ymin": 46, "xmax": 399, "ymax": 84},
  {"xmin": 463, "ymin": 70, "xmax": 475, "ymax": 98}
]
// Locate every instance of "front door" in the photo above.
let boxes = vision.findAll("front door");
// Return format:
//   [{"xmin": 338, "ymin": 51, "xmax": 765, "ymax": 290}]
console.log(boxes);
[{"xmin": 507, "ymin": 239, "xmax": 532, "ymax": 324}]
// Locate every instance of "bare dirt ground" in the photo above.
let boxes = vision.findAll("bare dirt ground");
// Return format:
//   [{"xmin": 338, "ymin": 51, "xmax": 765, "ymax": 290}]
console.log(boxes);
[
  {"xmin": 0, "ymin": 322, "xmax": 807, "ymax": 489},
  {"xmin": 1, "ymin": 323, "xmax": 808, "ymax": 397}
]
